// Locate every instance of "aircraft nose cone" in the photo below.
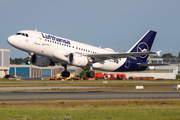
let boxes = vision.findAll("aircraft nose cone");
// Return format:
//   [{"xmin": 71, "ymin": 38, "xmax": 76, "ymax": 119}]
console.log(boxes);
[
  {"xmin": 7, "ymin": 35, "xmax": 15, "ymax": 45},
  {"xmin": 7, "ymin": 36, "xmax": 14, "ymax": 45}
]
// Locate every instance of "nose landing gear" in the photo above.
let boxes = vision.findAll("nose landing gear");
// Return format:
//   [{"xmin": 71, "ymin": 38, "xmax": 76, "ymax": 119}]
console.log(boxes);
[{"xmin": 26, "ymin": 52, "xmax": 34, "ymax": 65}]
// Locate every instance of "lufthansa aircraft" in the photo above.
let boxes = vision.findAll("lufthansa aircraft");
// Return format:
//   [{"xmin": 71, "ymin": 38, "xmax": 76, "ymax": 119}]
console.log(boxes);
[{"xmin": 7, "ymin": 30, "xmax": 161, "ymax": 78}]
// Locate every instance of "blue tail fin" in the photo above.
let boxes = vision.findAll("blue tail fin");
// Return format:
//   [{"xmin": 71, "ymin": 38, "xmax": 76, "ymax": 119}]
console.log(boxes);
[{"xmin": 127, "ymin": 30, "xmax": 157, "ymax": 62}]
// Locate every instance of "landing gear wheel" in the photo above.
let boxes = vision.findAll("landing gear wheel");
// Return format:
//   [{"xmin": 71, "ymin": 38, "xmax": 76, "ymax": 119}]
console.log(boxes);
[
  {"xmin": 61, "ymin": 64, "xmax": 70, "ymax": 77},
  {"xmin": 25, "ymin": 52, "xmax": 33, "ymax": 65},
  {"xmin": 86, "ymin": 71, "xmax": 95, "ymax": 78},
  {"xmin": 62, "ymin": 71, "xmax": 70, "ymax": 77}
]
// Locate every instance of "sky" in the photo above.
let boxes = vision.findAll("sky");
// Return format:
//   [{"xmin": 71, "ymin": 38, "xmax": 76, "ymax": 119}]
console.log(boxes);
[{"xmin": 0, "ymin": 0, "xmax": 180, "ymax": 58}]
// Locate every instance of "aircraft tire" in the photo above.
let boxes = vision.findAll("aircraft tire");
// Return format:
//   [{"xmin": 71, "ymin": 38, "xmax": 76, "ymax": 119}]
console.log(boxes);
[
  {"xmin": 62, "ymin": 71, "xmax": 70, "ymax": 77},
  {"xmin": 86, "ymin": 71, "xmax": 95, "ymax": 78}
]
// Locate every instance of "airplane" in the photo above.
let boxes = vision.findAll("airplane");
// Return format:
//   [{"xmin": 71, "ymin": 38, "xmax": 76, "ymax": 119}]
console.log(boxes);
[{"xmin": 7, "ymin": 30, "xmax": 161, "ymax": 78}]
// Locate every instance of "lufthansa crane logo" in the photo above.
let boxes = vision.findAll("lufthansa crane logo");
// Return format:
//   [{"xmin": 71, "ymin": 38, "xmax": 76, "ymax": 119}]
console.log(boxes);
[{"xmin": 137, "ymin": 42, "xmax": 149, "ymax": 58}]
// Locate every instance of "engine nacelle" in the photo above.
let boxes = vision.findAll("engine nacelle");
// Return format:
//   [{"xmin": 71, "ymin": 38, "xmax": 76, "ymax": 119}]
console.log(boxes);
[
  {"xmin": 68, "ymin": 53, "xmax": 88, "ymax": 67},
  {"xmin": 32, "ymin": 54, "xmax": 55, "ymax": 67}
]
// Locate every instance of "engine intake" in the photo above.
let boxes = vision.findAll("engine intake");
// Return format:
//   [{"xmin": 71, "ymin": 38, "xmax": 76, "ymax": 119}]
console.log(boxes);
[
  {"xmin": 32, "ymin": 54, "xmax": 55, "ymax": 67},
  {"xmin": 68, "ymin": 53, "xmax": 88, "ymax": 67}
]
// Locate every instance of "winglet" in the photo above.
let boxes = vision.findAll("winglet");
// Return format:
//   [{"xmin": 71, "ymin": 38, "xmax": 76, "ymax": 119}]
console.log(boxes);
[{"xmin": 156, "ymin": 50, "xmax": 161, "ymax": 56}]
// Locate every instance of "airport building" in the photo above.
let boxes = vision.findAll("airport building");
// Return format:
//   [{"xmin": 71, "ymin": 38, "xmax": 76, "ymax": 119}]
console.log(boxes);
[
  {"xmin": 96, "ymin": 65, "xmax": 178, "ymax": 80},
  {"xmin": 9, "ymin": 64, "xmax": 82, "ymax": 78},
  {"xmin": 0, "ymin": 49, "xmax": 10, "ymax": 78},
  {"xmin": 122, "ymin": 65, "xmax": 178, "ymax": 80},
  {"xmin": 163, "ymin": 58, "xmax": 180, "ymax": 64},
  {"xmin": 96, "ymin": 57, "xmax": 178, "ymax": 80},
  {"xmin": 0, "ymin": 48, "xmax": 177, "ymax": 80},
  {"xmin": 147, "ymin": 58, "xmax": 163, "ymax": 64},
  {"xmin": 148, "ymin": 57, "xmax": 180, "ymax": 71},
  {"xmin": 8, "ymin": 58, "xmax": 179, "ymax": 80},
  {"xmin": 163, "ymin": 58, "xmax": 180, "ymax": 71}
]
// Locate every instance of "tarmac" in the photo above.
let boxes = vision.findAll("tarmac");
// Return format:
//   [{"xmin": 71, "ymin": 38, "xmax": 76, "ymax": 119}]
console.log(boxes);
[{"xmin": 0, "ymin": 91, "xmax": 180, "ymax": 100}]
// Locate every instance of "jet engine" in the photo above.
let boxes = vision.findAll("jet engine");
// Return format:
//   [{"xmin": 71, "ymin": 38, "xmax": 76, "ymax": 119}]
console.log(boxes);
[
  {"xmin": 68, "ymin": 53, "xmax": 88, "ymax": 67},
  {"xmin": 31, "ymin": 54, "xmax": 55, "ymax": 67}
]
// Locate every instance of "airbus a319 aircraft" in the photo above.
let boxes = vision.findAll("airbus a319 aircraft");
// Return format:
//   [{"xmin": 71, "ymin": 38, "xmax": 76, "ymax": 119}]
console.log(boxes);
[{"xmin": 7, "ymin": 30, "xmax": 161, "ymax": 78}]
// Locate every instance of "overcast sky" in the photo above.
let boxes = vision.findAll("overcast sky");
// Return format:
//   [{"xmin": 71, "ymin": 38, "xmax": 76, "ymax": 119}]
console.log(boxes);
[{"xmin": 1, "ymin": 0, "xmax": 180, "ymax": 58}]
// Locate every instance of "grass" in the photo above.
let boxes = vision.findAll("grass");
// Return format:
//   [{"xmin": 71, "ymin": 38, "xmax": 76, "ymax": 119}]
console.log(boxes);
[
  {"xmin": 0, "ymin": 80, "xmax": 180, "ymax": 92},
  {"xmin": 0, "ymin": 99, "xmax": 180, "ymax": 120},
  {"xmin": 3, "ymin": 107, "xmax": 180, "ymax": 120},
  {"xmin": 0, "ymin": 80, "xmax": 179, "ymax": 87},
  {"xmin": 0, "ymin": 80, "xmax": 180, "ymax": 119}
]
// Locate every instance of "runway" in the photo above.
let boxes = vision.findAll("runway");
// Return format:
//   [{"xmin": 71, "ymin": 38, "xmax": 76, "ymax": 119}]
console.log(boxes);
[
  {"xmin": 0, "ymin": 91, "xmax": 180, "ymax": 100},
  {"xmin": 0, "ymin": 86, "xmax": 97, "ymax": 90}
]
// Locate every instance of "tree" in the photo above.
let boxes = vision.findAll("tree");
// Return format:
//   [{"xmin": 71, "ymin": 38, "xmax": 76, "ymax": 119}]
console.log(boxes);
[
  {"xmin": 149, "ymin": 55, "xmax": 160, "ymax": 58},
  {"xmin": 80, "ymin": 69, "xmax": 89, "ymax": 77},
  {"xmin": 22, "ymin": 57, "xmax": 29, "ymax": 63},
  {"xmin": 178, "ymin": 52, "xmax": 180, "ymax": 58},
  {"xmin": 10, "ymin": 57, "xmax": 29, "ymax": 64},
  {"xmin": 161, "ymin": 53, "xmax": 176, "ymax": 58}
]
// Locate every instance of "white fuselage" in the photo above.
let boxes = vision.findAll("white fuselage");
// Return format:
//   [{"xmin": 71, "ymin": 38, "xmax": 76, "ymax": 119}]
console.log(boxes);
[{"xmin": 8, "ymin": 30, "xmax": 127, "ymax": 71}]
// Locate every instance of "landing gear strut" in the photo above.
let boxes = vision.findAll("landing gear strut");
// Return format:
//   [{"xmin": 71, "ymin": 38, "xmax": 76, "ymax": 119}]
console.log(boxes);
[
  {"xmin": 26, "ymin": 52, "xmax": 33, "ymax": 65},
  {"xmin": 86, "ymin": 66, "xmax": 95, "ymax": 78},
  {"xmin": 61, "ymin": 64, "xmax": 70, "ymax": 77}
]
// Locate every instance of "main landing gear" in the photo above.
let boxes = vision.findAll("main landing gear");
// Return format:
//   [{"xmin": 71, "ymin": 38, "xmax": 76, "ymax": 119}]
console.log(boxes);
[
  {"xmin": 61, "ymin": 64, "xmax": 95, "ymax": 78},
  {"xmin": 61, "ymin": 64, "xmax": 70, "ymax": 77},
  {"xmin": 86, "ymin": 71, "xmax": 95, "ymax": 78},
  {"xmin": 86, "ymin": 66, "xmax": 95, "ymax": 78}
]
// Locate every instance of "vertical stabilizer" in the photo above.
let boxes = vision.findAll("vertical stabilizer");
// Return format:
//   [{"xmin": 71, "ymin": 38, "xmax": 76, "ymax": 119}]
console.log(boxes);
[{"xmin": 127, "ymin": 30, "xmax": 157, "ymax": 62}]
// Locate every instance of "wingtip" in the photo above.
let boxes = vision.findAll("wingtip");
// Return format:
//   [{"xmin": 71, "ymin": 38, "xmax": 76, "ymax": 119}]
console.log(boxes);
[{"xmin": 156, "ymin": 50, "xmax": 161, "ymax": 56}]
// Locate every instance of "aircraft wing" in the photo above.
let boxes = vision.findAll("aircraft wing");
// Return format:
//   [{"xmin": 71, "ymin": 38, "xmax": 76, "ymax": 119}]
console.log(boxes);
[{"xmin": 85, "ymin": 51, "xmax": 160, "ymax": 62}]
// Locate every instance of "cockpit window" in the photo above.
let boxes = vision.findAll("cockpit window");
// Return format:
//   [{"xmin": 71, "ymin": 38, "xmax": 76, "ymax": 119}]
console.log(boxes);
[
  {"xmin": 16, "ymin": 32, "xmax": 29, "ymax": 37},
  {"xmin": 16, "ymin": 33, "xmax": 21, "ymax": 35},
  {"xmin": 22, "ymin": 33, "xmax": 25, "ymax": 36}
]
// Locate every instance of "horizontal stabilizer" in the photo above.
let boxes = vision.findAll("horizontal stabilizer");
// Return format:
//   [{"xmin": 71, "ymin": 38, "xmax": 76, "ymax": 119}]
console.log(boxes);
[
  {"xmin": 87, "ymin": 51, "xmax": 158, "ymax": 62},
  {"xmin": 137, "ymin": 63, "xmax": 169, "ymax": 67}
]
